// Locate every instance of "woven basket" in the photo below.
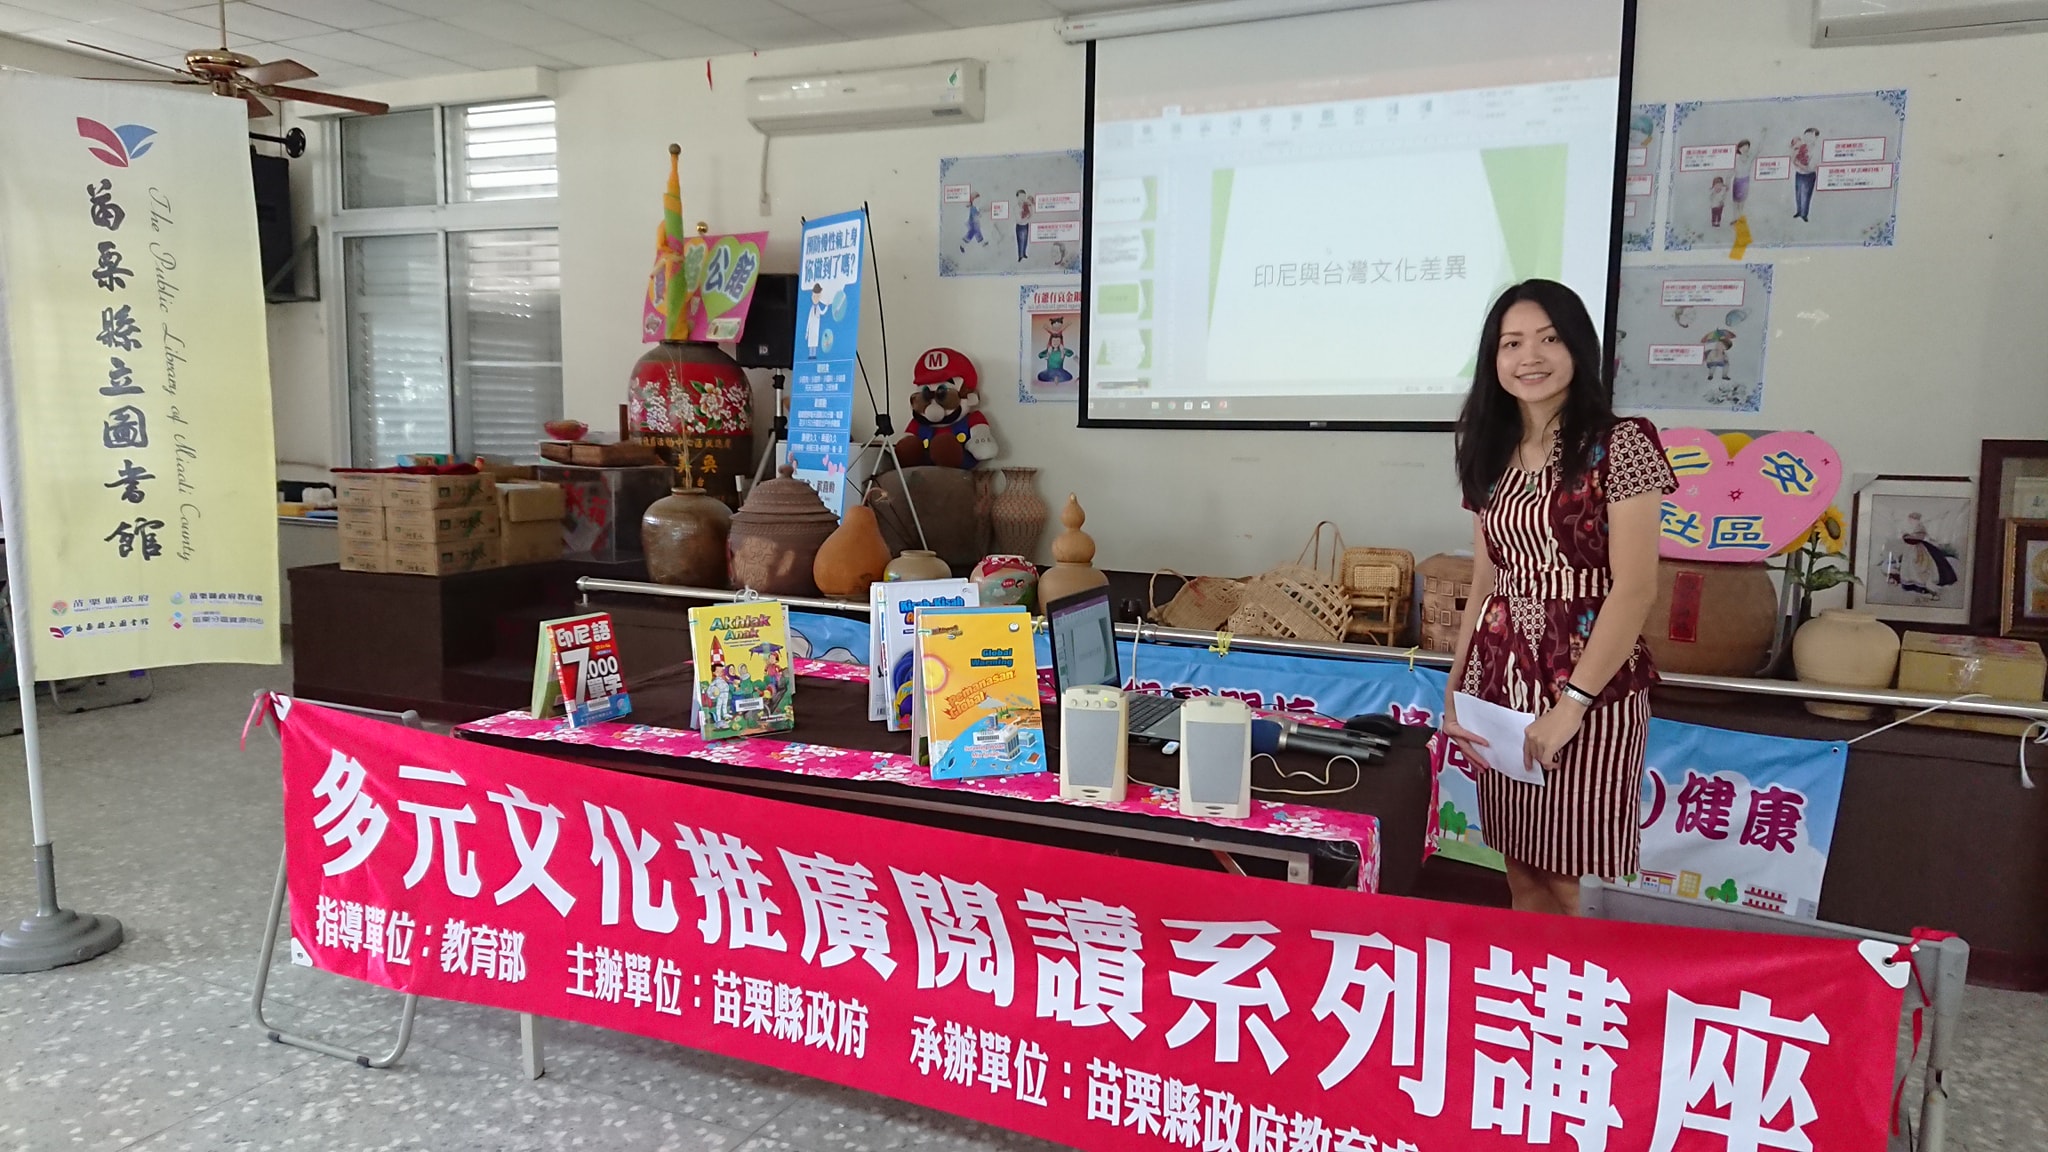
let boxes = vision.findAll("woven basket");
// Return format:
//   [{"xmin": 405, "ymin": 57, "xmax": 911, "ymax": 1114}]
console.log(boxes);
[
  {"xmin": 1147, "ymin": 570, "xmax": 1246, "ymax": 632},
  {"xmin": 1226, "ymin": 522, "xmax": 1351, "ymax": 643}
]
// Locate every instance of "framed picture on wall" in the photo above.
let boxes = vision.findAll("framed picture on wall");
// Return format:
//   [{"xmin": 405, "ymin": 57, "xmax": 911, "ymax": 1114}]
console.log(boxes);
[
  {"xmin": 1972, "ymin": 440, "xmax": 2048, "ymax": 628},
  {"xmin": 2001, "ymin": 519, "xmax": 2048, "ymax": 639},
  {"xmin": 1851, "ymin": 476, "xmax": 1974, "ymax": 625}
]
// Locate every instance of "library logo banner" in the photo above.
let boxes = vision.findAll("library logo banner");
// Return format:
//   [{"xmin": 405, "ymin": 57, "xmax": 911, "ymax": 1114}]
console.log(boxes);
[
  {"xmin": 0, "ymin": 75, "xmax": 279, "ymax": 678},
  {"xmin": 276, "ymin": 696, "xmax": 1902, "ymax": 1152}
]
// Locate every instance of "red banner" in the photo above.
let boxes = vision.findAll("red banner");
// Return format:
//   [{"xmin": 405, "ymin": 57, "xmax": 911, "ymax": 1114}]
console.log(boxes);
[{"xmin": 274, "ymin": 696, "xmax": 1903, "ymax": 1152}]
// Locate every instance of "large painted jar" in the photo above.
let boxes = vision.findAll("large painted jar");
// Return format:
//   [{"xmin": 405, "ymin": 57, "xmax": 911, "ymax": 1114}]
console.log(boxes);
[{"xmin": 629, "ymin": 341, "xmax": 753, "ymax": 510}]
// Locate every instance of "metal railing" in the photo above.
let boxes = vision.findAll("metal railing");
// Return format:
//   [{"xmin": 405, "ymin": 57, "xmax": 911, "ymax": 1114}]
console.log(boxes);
[{"xmin": 576, "ymin": 577, "xmax": 2048, "ymax": 726}]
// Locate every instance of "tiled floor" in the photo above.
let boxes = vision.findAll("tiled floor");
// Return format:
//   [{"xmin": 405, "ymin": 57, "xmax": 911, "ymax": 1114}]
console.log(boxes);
[{"xmin": 0, "ymin": 658, "xmax": 2042, "ymax": 1150}]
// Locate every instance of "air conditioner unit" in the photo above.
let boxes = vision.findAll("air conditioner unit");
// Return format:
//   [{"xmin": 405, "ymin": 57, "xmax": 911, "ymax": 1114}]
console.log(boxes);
[
  {"xmin": 1813, "ymin": 0, "xmax": 2048, "ymax": 46},
  {"xmin": 745, "ymin": 60, "xmax": 985, "ymax": 135}
]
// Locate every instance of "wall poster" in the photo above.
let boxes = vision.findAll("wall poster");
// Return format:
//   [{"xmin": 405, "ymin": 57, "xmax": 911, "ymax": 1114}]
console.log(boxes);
[
  {"xmin": 1614, "ymin": 263, "xmax": 1774, "ymax": 412},
  {"xmin": 939, "ymin": 151, "xmax": 1085, "ymax": 277},
  {"xmin": 1666, "ymin": 90, "xmax": 1907, "ymax": 254},
  {"xmin": 789, "ymin": 209, "xmax": 866, "ymax": 516},
  {"xmin": 1622, "ymin": 103, "xmax": 1666, "ymax": 252},
  {"xmin": 1017, "ymin": 283, "xmax": 1081, "ymax": 403}
]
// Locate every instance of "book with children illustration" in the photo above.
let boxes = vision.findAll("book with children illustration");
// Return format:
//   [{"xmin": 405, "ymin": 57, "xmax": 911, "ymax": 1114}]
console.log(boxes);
[
  {"xmin": 687, "ymin": 602, "xmax": 795, "ymax": 741},
  {"xmin": 912, "ymin": 605, "xmax": 1046, "ymax": 781}
]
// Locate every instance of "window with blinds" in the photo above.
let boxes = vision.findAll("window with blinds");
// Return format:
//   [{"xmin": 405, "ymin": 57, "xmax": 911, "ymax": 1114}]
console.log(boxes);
[{"xmin": 336, "ymin": 100, "xmax": 562, "ymax": 467}]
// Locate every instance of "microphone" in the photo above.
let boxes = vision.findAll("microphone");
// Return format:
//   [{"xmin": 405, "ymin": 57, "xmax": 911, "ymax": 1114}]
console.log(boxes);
[{"xmin": 1251, "ymin": 719, "xmax": 1385, "ymax": 762}]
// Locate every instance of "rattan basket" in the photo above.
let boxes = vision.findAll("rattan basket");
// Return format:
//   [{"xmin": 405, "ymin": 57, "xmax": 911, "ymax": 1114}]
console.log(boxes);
[
  {"xmin": 1147, "ymin": 570, "xmax": 1246, "ymax": 632},
  {"xmin": 1226, "ymin": 522, "xmax": 1352, "ymax": 643}
]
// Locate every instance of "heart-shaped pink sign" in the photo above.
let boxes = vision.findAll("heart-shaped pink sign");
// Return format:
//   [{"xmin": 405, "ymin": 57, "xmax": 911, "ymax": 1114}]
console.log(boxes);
[{"xmin": 1656, "ymin": 428, "xmax": 1842, "ymax": 561}]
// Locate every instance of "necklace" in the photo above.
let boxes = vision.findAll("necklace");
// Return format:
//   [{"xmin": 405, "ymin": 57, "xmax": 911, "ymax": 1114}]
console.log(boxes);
[{"xmin": 1517, "ymin": 426, "xmax": 1559, "ymax": 494}]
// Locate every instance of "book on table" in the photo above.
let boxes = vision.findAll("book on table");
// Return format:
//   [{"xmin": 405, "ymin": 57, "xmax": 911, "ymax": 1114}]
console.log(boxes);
[
  {"xmin": 531, "ymin": 612, "xmax": 632, "ymax": 727},
  {"xmin": 913, "ymin": 604, "xmax": 1047, "ymax": 781},
  {"xmin": 688, "ymin": 601, "xmax": 796, "ymax": 740}
]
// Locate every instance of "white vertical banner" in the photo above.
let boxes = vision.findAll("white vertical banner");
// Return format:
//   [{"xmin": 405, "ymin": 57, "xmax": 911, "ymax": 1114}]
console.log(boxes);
[{"xmin": 0, "ymin": 73, "xmax": 280, "ymax": 679}]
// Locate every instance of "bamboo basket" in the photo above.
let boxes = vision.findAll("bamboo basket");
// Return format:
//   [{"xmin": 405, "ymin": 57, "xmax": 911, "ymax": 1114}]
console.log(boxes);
[
  {"xmin": 1147, "ymin": 570, "xmax": 1246, "ymax": 632},
  {"xmin": 1226, "ymin": 522, "xmax": 1351, "ymax": 643}
]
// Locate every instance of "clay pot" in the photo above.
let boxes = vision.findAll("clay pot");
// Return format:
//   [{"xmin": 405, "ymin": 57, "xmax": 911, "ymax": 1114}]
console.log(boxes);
[
  {"xmin": 1793, "ymin": 609, "xmax": 1901, "ymax": 720},
  {"xmin": 641, "ymin": 486, "xmax": 732, "ymax": 588},
  {"xmin": 871, "ymin": 466, "xmax": 988, "ymax": 569},
  {"xmin": 813, "ymin": 502, "xmax": 891, "ymax": 599},
  {"xmin": 884, "ymin": 549, "xmax": 952, "ymax": 582},
  {"xmin": 727, "ymin": 464, "xmax": 840, "ymax": 596},
  {"xmin": 991, "ymin": 467, "xmax": 1049, "ymax": 559},
  {"xmin": 1642, "ymin": 560, "xmax": 1778, "ymax": 679},
  {"xmin": 1037, "ymin": 493, "xmax": 1109, "ymax": 604},
  {"xmin": 629, "ymin": 341, "xmax": 754, "ymax": 510}
]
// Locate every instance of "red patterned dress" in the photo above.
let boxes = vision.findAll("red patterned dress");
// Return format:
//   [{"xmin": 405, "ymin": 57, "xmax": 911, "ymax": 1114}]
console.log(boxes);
[{"xmin": 1460, "ymin": 416, "xmax": 1678, "ymax": 878}]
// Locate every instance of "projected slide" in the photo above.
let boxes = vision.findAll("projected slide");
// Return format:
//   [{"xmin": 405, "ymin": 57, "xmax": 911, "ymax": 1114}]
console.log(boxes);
[{"xmin": 1084, "ymin": 0, "xmax": 1628, "ymax": 428}]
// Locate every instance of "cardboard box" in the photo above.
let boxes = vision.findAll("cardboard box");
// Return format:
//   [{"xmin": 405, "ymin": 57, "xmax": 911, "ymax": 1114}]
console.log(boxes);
[
  {"xmin": 496, "ymin": 480, "xmax": 566, "ymax": 524},
  {"xmin": 337, "ymin": 506, "xmax": 385, "ymax": 541},
  {"xmin": 477, "ymin": 460, "xmax": 537, "ymax": 483},
  {"xmin": 382, "ymin": 472, "xmax": 495, "ymax": 511},
  {"xmin": 386, "ymin": 504, "xmax": 500, "ymax": 545},
  {"xmin": 1896, "ymin": 632, "xmax": 2047, "ymax": 736},
  {"xmin": 334, "ymin": 471, "xmax": 384, "ymax": 509},
  {"xmin": 388, "ymin": 538, "xmax": 501, "ymax": 577},
  {"xmin": 339, "ymin": 537, "xmax": 388, "ymax": 573},
  {"xmin": 498, "ymin": 519, "xmax": 566, "ymax": 566}
]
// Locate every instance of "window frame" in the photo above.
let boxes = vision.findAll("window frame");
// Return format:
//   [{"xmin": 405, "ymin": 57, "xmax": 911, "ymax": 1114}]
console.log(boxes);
[{"xmin": 322, "ymin": 100, "xmax": 562, "ymax": 468}]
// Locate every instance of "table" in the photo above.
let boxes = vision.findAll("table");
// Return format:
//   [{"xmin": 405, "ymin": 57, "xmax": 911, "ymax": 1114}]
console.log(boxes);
[{"xmin": 458, "ymin": 662, "xmax": 1438, "ymax": 896}]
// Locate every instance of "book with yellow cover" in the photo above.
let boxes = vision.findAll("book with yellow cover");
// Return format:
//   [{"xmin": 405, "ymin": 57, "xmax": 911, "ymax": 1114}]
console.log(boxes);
[
  {"xmin": 687, "ymin": 601, "xmax": 795, "ymax": 740},
  {"xmin": 914, "ymin": 605, "xmax": 1046, "ymax": 781}
]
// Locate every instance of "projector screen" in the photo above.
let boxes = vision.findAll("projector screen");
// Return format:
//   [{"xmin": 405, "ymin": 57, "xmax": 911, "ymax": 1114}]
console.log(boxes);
[{"xmin": 1081, "ymin": 0, "xmax": 1634, "ymax": 429}]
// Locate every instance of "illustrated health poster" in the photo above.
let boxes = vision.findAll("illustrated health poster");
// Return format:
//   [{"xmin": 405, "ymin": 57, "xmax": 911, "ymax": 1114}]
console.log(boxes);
[
  {"xmin": 939, "ymin": 151, "xmax": 1084, "ymax": 277},
  {"xmin": 1622, "ymin": 103, "xmax": 1665, "ymax": 252},
  {"xmin": 0, "ymin": 73, "xmax": 280, "ymax": 678},
  {"xmin": 1614, "ymin": 263, "xmax": 1774, "ymax": 412},
  {"xmin": 1017, "ymin": 283, "xmax": 1081, "ymax": 403},
  {"xmin": 1667, "ymin": 90, "xmax": 1907, "ymax": 254},
  {"xmin": 789, "ymin": 210, "xmax": 865, "ymax": 517}
]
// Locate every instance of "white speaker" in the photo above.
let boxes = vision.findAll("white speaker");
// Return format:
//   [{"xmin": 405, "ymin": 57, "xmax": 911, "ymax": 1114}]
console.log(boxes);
[
  {"xmin": 1178, "ymin": 697, "xmax": 1251, "ymax": 819},
  {"xmin": 1060, "ymin": 685, "xmax": 1128, "ymax": 802}
]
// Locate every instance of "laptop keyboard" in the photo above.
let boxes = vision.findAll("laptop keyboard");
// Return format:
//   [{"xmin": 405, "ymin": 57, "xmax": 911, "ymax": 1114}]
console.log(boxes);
[{"xmin": 1127, "ymin": 693, "xmax": 1180, "ymax": 734}]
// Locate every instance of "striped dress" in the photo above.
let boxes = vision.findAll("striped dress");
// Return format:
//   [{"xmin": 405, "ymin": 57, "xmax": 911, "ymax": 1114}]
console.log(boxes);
[{"xmin": 1460, "ymin": 417, "xmax": 1677, "ymax": 878}]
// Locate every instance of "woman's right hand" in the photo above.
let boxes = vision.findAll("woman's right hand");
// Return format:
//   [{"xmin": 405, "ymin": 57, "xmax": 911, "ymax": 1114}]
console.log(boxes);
[{"xmin": 1439, "ymin": 696, "xmax": 1489, "ymax": 765}]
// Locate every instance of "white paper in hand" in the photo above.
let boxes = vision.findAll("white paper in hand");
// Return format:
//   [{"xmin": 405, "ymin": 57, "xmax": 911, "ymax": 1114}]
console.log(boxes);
[{"xmin": 1452, "ymin": 691, "xmax": 1545, "ymax": 786}]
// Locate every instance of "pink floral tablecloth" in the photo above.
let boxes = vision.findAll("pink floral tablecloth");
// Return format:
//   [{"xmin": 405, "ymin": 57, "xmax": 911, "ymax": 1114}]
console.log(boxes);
[{"xmin": 460, "ymin": 660, "xmax": 1380, "ymax": 891}]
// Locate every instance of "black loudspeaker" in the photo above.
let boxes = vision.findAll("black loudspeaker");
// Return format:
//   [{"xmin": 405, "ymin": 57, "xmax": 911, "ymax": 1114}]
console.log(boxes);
[
  {"xmin": 734, "ymin": 273, "xmax": 798, "ymax": 369},
  {"xmin": 250, "ymin": 150, "xmax": 293, "ymax": 291}
]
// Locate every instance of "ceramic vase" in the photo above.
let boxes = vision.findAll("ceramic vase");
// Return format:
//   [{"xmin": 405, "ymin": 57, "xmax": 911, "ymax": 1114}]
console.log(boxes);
[
  {"xmin": 629, "ymin": 341, "xmax": 754, "ymax": 510},
  {"xmin": 884, "ymin": 549, "xmax": 952, "ymax": 582},
  {"xmin": 641, "ymin": 486, "xmax": 732, "ymax": 588},
  {"xmin": 813, "ymin": 501, "xmax": 891, "ymax": 599},
  {"xmin": 727, "ymin": 465, "xmax": 841, "ymax": 596},
  {"xmin": 971, "ymin": 554, "xmax": 1038, "ymax": 608},
  {"xmin": 1036, "ymin": 493, "xmax": 1109, "ymax": 604},
  {"xmin": 991, "ymin": 467, "xmax": 1048, "ymax": 559},
  {"xmin": 1793, "ymin": 609, "xmax": 1901, "ymax": 720}
]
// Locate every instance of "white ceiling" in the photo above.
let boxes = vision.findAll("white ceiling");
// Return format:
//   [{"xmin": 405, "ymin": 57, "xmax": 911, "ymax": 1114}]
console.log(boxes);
[{"xmin": 0, "ymin": 0, "xmax": 1188, "ymax": 90}]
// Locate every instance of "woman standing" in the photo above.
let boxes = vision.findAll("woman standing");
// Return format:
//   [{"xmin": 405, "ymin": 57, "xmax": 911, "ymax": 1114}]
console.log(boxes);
[{"xmin": 1440, "ymin": 280, "xmax": 1676, "ymax": 916}]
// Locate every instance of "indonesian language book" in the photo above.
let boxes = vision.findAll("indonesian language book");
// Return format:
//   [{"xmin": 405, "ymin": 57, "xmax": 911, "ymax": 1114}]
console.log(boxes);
[
  {"xmin": 871, "ymin": 578, "xmax": 977, "ymax": 731},
  {"xmin": 913, "ymin": 605, "xmax": 1046, "ymax": 781},
  {"xmin": 688, "ymin": 601, "xmax": 796, "ymax": 741},
  {"xmin": 530, "ymin": 612, "xmax": 632, "ymax": 728}
]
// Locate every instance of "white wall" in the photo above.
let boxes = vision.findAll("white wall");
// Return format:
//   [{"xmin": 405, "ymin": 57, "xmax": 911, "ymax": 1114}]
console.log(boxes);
[
  {"xmin": 0, "ymin": 34, "xmax": 156, "ymax": 79},
  {"xmin": 286, "ymin": 0, "xmax": 2048, "ymax": 571}
]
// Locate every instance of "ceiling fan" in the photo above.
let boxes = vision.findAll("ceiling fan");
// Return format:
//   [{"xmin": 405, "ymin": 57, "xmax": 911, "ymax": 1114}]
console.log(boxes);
[{"xmin": 73, "ymin": 0, "xmax": 390, "ymax": 119}]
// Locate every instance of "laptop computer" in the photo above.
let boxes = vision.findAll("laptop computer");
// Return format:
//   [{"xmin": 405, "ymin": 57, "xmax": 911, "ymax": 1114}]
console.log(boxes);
[{"xmin": 1045, "ymin": 587, "xmax": 1184, "ymax": 741}]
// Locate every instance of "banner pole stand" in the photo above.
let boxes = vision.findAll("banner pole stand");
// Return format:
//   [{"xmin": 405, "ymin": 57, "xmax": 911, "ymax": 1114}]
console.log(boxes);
[{"xmin": 0, "ymin": 453, "xmax": 121, "ymax": 975}]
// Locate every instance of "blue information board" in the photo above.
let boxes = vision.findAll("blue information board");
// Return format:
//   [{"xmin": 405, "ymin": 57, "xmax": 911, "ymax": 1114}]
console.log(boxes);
[{"xmin": 788, "ymin": 209, "xmax": 865, "ymax": 516}]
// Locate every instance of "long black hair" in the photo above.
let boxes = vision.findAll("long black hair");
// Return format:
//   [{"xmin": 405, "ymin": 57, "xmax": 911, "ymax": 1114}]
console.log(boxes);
[{"xmin": 1454, "ymin": 279, "xmax": 1613, "ymax": 511}]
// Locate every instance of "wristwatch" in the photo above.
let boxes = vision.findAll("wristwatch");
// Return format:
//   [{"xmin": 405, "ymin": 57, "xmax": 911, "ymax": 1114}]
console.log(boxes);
[{"xmin": 1561, "ymin": 681, "xmax": 1598, "ymax": 708}]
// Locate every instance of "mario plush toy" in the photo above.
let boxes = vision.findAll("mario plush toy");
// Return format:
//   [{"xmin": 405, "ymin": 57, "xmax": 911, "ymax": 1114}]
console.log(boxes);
[{"xmin": 894, "ymin": 347, "xmax": 997, "ymax": 470}]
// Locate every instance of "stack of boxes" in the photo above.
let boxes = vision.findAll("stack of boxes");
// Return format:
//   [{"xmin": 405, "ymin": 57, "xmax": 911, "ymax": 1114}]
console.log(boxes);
[
  {"xmin": 497, "ymin": 480, "xmax": 568, "ymax": 566},
  {"xmin": 336, "ymin": 472, "xmax": 501, "ymax": 575}
]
